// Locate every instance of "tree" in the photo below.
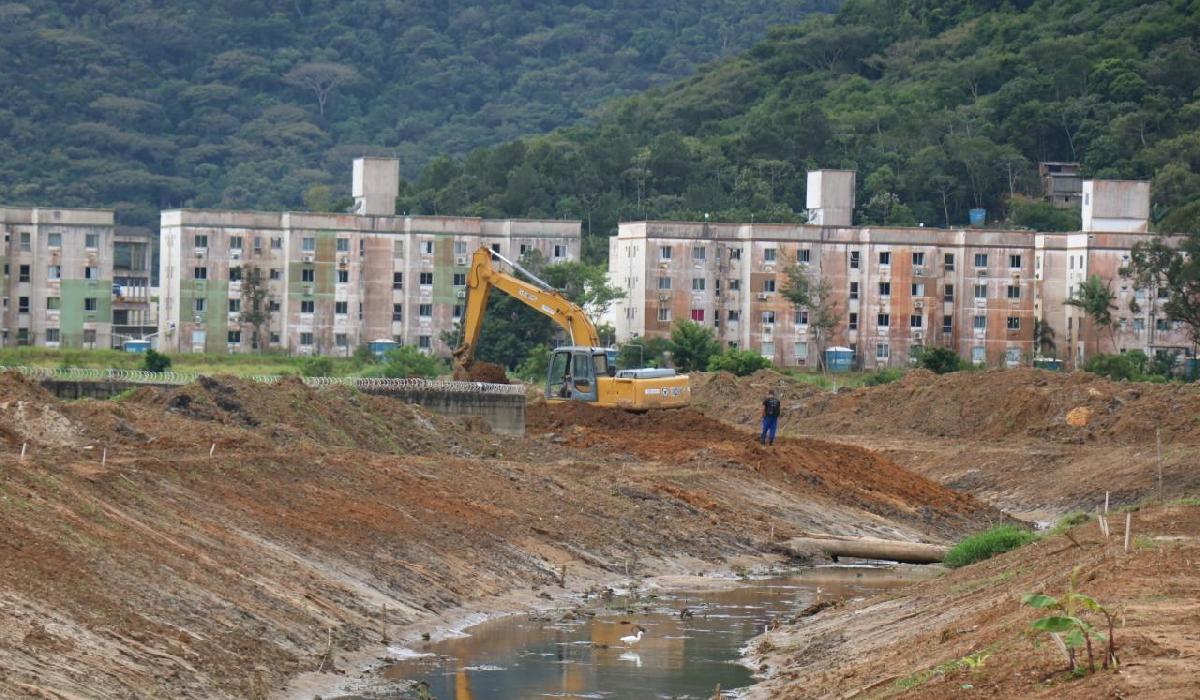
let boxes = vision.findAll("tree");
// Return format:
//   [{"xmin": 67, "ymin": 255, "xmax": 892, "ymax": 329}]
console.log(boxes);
[
  {"xmin": 669, "ymin": 321, "xmax": 719, "ymax": 372},
  {"xmin": 365, "ymin": 346, "xmax": 445, "ymax": 379},
  {"xmin": 911, "ymin": 345, "xmax": 961, "ymax": 374},
  {"xmin": 781, "ymin": 265, "xmax": 839, "ymax": 370},
  {"xmin": 1064, "ymin": 275, "xmax": 1118, "ymax": 353},
  {"xmin": 540, "ymin": 260, "xmax": 625, "ymax": 323},
  {"xmin": 707, "ymin": 348, "xmax": 771, "ymax": 376},
  {"xmin": 283, "ymin": 62, "xmax": 360, "ymax": 117},
  {"xmin": 616, "ymin": 337, "xmax": 673, "ymax": 369},
  {"xmin": 240, "ymin": 267, "xmax": 271, "ymax": 352},
  {"xmin": 1126, "ymin": 234, "xmax": 1200, "ymax": 348},
  {"xmin": 1033, "ymin": 318, "xmax": 1057, "ymax": 357},
  {"xmin": 142, "ymin": 349, "xmax": 171, "ymax": 373}
]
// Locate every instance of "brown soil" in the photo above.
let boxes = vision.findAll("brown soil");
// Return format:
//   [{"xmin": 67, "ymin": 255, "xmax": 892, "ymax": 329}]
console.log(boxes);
[
  {"xmin": 748, "ymin": 503, "xmax": 1200, "ymax": 699},
  {"xmin": 693, "ymin": 369, "xmax": 1200, "ymax": 518},
  {"xmin": 455, "ymin": 360, "xmax": 510, "ymax": 384},
  {"xmin": 0, "ymin": 372, "xmax": 1001, "ymax": 699}
]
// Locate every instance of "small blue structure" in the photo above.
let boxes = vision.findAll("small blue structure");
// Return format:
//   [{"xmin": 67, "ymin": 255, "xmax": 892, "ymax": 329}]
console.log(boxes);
[
  {"xmin": 368, "ymin": 338, "xmax": 400, "ymax": 358},
  {"xmin": 824, "ymin": 346, "xmax": 854, "ymax": 373},
  {"xmin": 1033, "ymin": 357, "xmax": 1064, "ymax": 371},
  {"xmin": 122, "ymin": 340, "xmax": 151, "ymax": 353},
  {"xmin": 969, "ymin": 208, "xmax": 987, "ymax": 227}
]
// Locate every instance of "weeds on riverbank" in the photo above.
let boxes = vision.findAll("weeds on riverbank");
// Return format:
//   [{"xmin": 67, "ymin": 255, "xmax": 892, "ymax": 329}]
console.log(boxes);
[{"xmin": 944, "ymin": 525, "xmax": 1037, "ymax": 568}]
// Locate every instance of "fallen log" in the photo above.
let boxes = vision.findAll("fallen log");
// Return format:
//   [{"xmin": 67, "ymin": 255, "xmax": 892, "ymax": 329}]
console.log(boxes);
[{"xmin": 785, "ymin": 533, "xmax": 947, "ymax": 564}]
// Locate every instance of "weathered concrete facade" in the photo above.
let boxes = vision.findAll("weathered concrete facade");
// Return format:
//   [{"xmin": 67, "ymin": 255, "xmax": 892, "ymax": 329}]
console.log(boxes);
[
  {"xmin": 160, "ymin": 159, "xmax": 581, "ymax": 355},
  {"xmin": 612, "ymin": 177, "xmax": 1184, "ymax": 369}
]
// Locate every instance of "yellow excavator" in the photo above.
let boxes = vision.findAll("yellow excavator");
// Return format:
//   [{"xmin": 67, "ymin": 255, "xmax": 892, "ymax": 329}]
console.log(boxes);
[{"xmin": 452, "ymin": 247, "xmax": 690, "ymax": 410}]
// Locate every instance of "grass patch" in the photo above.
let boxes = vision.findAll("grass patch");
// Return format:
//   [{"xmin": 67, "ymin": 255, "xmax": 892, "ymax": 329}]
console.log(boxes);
[
  {"xmin": 944, "ymin": 525, "xmax": 1037, "ymax": 568},
  {"xmin": 862, "ymin": 368, "xmax": 904, "ymax": 386},
  {"xmin": 1045, "ymin": 511, "xmax": 1091, "ymax": 537},
  {"xmin": 0, "ymin": 347, "xmax": 371, "ymax": 378}
]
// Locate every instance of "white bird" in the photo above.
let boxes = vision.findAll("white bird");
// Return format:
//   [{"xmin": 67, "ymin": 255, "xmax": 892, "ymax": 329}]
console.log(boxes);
[{"xmin": 619, "ymin": 626, "xmax": 646, "ymax": 645}]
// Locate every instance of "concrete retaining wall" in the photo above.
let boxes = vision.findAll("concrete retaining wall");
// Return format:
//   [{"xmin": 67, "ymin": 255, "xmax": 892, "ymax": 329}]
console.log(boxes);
[{"xmin": 38, "ymin": 380, "xmax": 526, "ymax": 436}]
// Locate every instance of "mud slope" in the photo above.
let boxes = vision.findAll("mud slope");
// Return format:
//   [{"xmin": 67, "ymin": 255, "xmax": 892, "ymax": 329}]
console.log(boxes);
[
  {"xmin": 747, "ymin": 504, "xmax": 1200, "ymax": 699},
  {"xmin": 693, "ymin": 370, "xmax": 1200, "ymax": 516},
  {"xmin": 0, "ymin": 373, "xmax": 1003, "ymax": 699}
]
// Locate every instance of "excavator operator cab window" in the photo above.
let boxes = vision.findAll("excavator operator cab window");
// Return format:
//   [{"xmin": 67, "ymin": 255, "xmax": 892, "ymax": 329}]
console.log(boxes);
[
  {"xmin": 572, "ymin": 352, "xmax": 594, "ymax": 390},
  {"xmin": 548, "ymin": 351, "xmax": 570, "ymax": 398},
  {"xmin": 592, "ymin": 352, "xmax": 613, "ymax": 378}
]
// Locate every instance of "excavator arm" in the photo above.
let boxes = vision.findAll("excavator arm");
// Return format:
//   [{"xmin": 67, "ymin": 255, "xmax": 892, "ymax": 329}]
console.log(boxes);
[{"xmin": 452, "ymin": 247, "xmax": 600, "ymax": 378}]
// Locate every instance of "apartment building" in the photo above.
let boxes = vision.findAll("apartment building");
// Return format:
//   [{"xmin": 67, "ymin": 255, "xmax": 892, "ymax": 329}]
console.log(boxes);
[
  {"xmin": 159, "ymin": 158, "xmax": 581, "ymax": 355},
  {"xmin": 611, "ymin": 171, "xmax": 1185, "ymax": 370},
  {"xmin": 1, "ymin": 206, "xmax": 120, "ymax": 349}
]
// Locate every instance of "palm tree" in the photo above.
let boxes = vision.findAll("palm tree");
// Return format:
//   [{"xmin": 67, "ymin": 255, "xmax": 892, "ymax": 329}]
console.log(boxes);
[
  {"xmin": 1033, "ymin": 318, "xmax": 1057, "ymax": 357},
  {"xmin": 1065, "ymin": 275, "xmax": 1118, "ymax": 353}
]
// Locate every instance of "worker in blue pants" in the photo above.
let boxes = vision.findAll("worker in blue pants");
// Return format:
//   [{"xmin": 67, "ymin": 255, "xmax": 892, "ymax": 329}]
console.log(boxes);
[{"xmin": 760, "ymin": 389, "xmax": 781, "ymax": 445}]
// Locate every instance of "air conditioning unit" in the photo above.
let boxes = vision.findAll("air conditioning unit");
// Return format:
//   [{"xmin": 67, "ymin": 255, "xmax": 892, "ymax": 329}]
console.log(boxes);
[
  {"xmin": 338, "ymin": 256, "xmax": 348, "ymax": 267},
  {"xmin": 763, "ymin": 325, "xmax": 774, "ymax": 336},
  {"xmin": 658, "ymin": 261, "xmax": 669, "ymax": 269},
  {"xmin": 455, "ymin": 289, "xmax": 466, "ymax": 298},
  {"xmin": 303, "ymin": 284, "xmax": 314, "ymax": 295},
  {"xmin": 231, "ymin": 252, "xmax": 241, "ymax": 261},
  {"xmin": 657, "ymin": 292, "xmax": 671, "ymax": 302},
  {"xmin": 194, "ymin": 250, "xmax": 204, "ymax": 258},
  {"xmin": 456, "ymin": 256, "xmax": 468, "ymax": 266},
  {"xmin": 756, "ymin": 292, "xmax": 769, "ymax": 300},
  {"xmin": 302, "ymin": 254, "xmax": 314, "ymax": 263},
  {"xmin": 913, "ymin": 331, "xmax": 924, "ymax": 341},
  {"xmin": 978, "ymin": 269, "xmax": 989, "ymax": 277},
  {"xmin": 914, "ymin": 267, "xmax": 927, "ymax": 277},
  {"xmin": 914, "ymin": 300, "xmax": 924, "ymax": 309}
]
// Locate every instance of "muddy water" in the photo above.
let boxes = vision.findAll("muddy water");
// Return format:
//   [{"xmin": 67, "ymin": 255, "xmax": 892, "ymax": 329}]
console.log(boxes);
[{"xmin": 381, "ymin": 567, "xmax": 907, "ymax": 699}]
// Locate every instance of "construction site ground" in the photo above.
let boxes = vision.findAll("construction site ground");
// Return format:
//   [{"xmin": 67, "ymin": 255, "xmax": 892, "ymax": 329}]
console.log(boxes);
[{"xmin": 0, "ymin": 371, "xmax": 1001, "ymax": 699}]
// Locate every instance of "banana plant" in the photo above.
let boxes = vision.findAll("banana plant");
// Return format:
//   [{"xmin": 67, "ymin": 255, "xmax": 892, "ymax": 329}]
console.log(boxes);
[{"xmin": 1022, "ymin": 568, "xmax": 1118, "ymax": 674}]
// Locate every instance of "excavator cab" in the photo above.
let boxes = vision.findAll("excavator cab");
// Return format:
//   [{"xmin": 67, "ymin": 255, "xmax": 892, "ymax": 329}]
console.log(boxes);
[{"xmin": 547, "ymin": 346, "xmax": 613, "ymax": 402}]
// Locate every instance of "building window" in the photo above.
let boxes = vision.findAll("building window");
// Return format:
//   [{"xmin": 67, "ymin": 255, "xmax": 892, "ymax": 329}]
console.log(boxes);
[
  {"xmin": 85, "ymin": 266, "xmax": 100, "ymax": 279},
  {"xmin": 419, "ymin": 272, "xmax": 433, "ymax": 286},
  {"xmin": 795, "ymin": 310, "xmax": 809, "ymax": 326},
  {"xmin": 84, "ymin": 297, "xmax": 97, "ymax": 312},
  {"xmin": 336, "ymin": 238, "xmax": 350, "ymax": 252},
  {"xmin": 228, "ymin": 299, "xmax": 241, "ymax": 313},
  {"xmin": 974, "ymin": 253, "xmax": 988, "ymax": 268},
  {"xmin": 657, "ymin": 277, "xmax": 672, "ymax": 291},
  {"xmin": 392, "ymin": 272, "xmax": 403, "ymax": 290},
  {"xmin": 693, "ymin": 246, "xmax": 706, "ymax": 262},
  {"xmin": 944, "ymin": 284, "xmax": 954, "ymax": 301},
  {"xmin": 728, "ymin": 279, "xmax": 740, "ymax": 291},
  {"xmin": 794, "ymin": 342, "xmax": 808, "ymax": 363},
  {"xmin": 760, "ymin": 341, "xmax": 774, "ymax": 358},
  {"xmin": 850, "ymin": 251, "xmax": 860, "ymax": 269},
  {"xmin": 419, "ymin": 303, "xmax": 433, "ymax": 318},
  {"xmin": 1009, "ymin": 254, "xmax": 1022, "ymax": 269},
  {"xmin": 454, "ymin": 241, "xmax": 468, "ymax": 256},
  {"xmin": 974, "ymin": 283, "xmax": 987, "ymax": 300},
  {"xmin": 301, "ymin": 300, "xmax": 315, "ymax": 313},
  {"xmin": 660, "ymin": 246, "xmax": 672, "ymax": 260},
  {"xmin": 912, "ymin": 252, "xmax": 925, "ymax": 266},
  {"xmin": 764, "ymin": 248, "xmax": 777, "ymax": 263},
  {"xmin": 19, "ymin": 232, "xmax": 30, "ymax": 250},
  {"xmin": 879, "ymin": 251, "xmax": 891, "ymax": 266},
  {"xmin": 876, "ymin": 343, "xmax": 890, "ymax": 359},
  {"xmin": 420, "ymin": 240, "xmax": 434, "ymax": 255},
  {"xmin": 392, "ymin": 304, "xmax": 403, "ymax": 321},
  {"xmin": 728, "ymin": 310, "xmax": 740, "ymax": 321},
  {"xmin": 944, "ymin": 253, "xmax": 955, "ymax": 270},
  {"xmin": 729, "ymin": 248, "xmax": 742, "ymax": 260},
  {"xmin": 193, "ymin": 234, "xmax": 208, "ymax": 248},
  {"xmin": 337, "ymin": 269, "xmax": 349, "ymax": 283},
  {"xmin": 269, "ymin": 268, "xmax": 281, "ymax": 280},
  {"xmin": 18, "ymin": 264, "xmax": 30, "ymax": 282},
  {"xmin": 47, "ymin": 233, "xmax": 62, "ymax": 247},
  {"xmin": 45, "ymin": 328, "xmax": 60, "ymax": 343},
  {"xmin": 84, "ymin": 233, "xmax": 99, "ymax": 248},
  {"xmin": 691, "ymin": 309, "xmax": 705, "ymax": 322},
  {"xmin": 270, "ymin": 332, "xmax": 281, "ymax": 344},
  {"xmin": 194, "ymin": 298, "xmax": 206, "ymax": 313},
  {"xmin": 973, "ymin": 315, "xmax": 986, "ymax": 330},
  {"xmin": 1007, "ymin": 316, "xmax": 1021, "ymax": 330},
  {"xmin": 17, "ymin": 297, "xmax": 30, "ymax": 313},
  {"xmin": 762, "ymin": 311, "xmax": 776, "ymax": 325},
  {"xmin": 335, "ymin": 301, "xmax": 349, "ymax": 315},
  {"xmin": 911, "ymin": 282, "xmax": 925, "ymax": 297},
  {"xmin": 193, "ymin": 267, "xmax": 207, "ymax": 280},
  {"xmin": 229, "ymin": 266, "xmax": 242, "ymax": 282},
  {"xmin": 879, "ymin": 281, "xmax": 891, "ymax": 297},
  {"xmin": 877, "ymin": 313, "xmax": 890, "ymax": 327},
  {"xmin": 692, "ymin": 278, "xmax": 706, "ymax": 292},
  {"xmin": 910, "ymin": 315, "xmax": 923, "ymax": 328},
  {"xmin": 46, "ymin": 296, "xmax": 60, "ymax": 311},
  {"xmin": 657, "ymin": 308, "xmax": 671, "ymax": 322},
  {"xmin": 300, "ymin": 332, "xmax": 314, "ymax": 346},
  {"xmin": 335, "ymin": 333, "xmax": 349, "ymax": 348},
  {"xmin": 418, "ymin": 335, "xmax": 432, "ymax": 349},
  {"xmin": 82, "ymin": 329, "xmax": 96, "ymax": 344},
  {"xmin": 943, "ymin": 315, "xmax": 953, "ymax": 334},
  {"xmin": 271, "ymin": 237, "xmax": 283, "ymax": 249},
  {"xmin": 230, "ymin": 235, "xmax": 243, "ymax": 250},
  {"xmin": 47, "ymin": 265, "xmax": 61, "ymax": 280},
  {"xmin": 301, "ymin": 268, "xmax": 315, "ymax": 283},
  {"xmin": 762, "ymin": 279, "xmax": 776, "ymax": 293},
  {"xmin": 228, "ymin": 330, "xmax": 241, "ymax": 343},
  {"xmin": 849, "ymin": 312, "xmax": 858, "ymax": 330},
  {"xmin": 302, "ymin": 237, "xmax": 315, "ymax": 252},
  {"xmin": 1007, "ymin": 285, "xmax": 1021, "ymax": 299},
  {"xmin": 849, "ymin": 281, "xmax": 859, "ymax": 299},
  {"xmin": 1155, "ymin": 318, "xmax": 1170, "ymax": 331},
  {"xmin": 798, "ymin": 248, "xmax": 811, "ymax": 263},
  {"xmin": 453, "ymin": 272, "xmax": 466, "ymax": 286}
]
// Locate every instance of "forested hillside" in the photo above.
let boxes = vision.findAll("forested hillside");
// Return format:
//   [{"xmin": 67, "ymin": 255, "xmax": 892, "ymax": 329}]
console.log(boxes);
[
  {"xmin": 401, "ymin": 0, "xmax": 1200, "ymax": 260},
  {"xmin": 0, "ymin": 0, "xmax": 833, "ymax": 224}
]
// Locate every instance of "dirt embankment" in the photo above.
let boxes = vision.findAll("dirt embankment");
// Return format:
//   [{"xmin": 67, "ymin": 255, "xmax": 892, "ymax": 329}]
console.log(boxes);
[
  {"xmin": 0, "ymin": 373, "xmax": 1002, "ymax": 699},
  {"xmin": 693, "ymin": 370, "xmax": 1200, "ymax": 517},
  {"xmin": 748, "ymin": 504, "xmax": 1200, "ymax": 699}
]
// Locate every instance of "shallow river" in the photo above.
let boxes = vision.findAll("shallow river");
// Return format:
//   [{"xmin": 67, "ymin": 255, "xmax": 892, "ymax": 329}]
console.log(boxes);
[{"xmin": 379, "ymin": 567, "xmax": 907, "ymax": 700}]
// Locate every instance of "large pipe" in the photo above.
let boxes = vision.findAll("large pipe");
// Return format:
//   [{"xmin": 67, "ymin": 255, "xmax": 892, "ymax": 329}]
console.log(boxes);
[{"xmin": 785, "ymin": 533, "xmax": 947, "ymax": 565}]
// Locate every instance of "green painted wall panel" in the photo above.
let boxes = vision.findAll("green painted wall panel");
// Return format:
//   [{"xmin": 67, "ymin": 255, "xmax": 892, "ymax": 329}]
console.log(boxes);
[{"xmin": 60, "ymin": 278, "xmax": 111, "ymax": 347}]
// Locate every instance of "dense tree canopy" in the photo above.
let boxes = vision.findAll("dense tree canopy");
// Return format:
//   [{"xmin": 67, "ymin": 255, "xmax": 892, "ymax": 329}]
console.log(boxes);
[
  {"xmin": 0, "ymin": 0, "xmax": 833, "ymax": 225},
  {"xmin": 399, "ymin": 0, "xmax": 1200, "ymax": 263}
]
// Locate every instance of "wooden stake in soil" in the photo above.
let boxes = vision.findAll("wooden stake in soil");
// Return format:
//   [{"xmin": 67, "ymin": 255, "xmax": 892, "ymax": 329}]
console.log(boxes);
[
  {"xmin": 1104, "ymin": 491, "xmax": 1110, "ymax": 514},
  {"xmin": 1156, "ymin": 428, "xmax": 1164, "ymax": 504},
  {"xmin": 381, "ymin": 604, "xmax": 389, "ymax": 645},
  {"xmin": 209, "ymin": 442, "xmax": 216, "ymax": 457},
  {"xmin": 20, "ymin": 442, "xmax": 27, "ymax": 461},
  {"xmin": 1123, "ymin": 513, "xmax": 1132, "ymax": 553},
  {"xmin": 102, "ymin": 447, "xmax": 107, "ymax": 466}
]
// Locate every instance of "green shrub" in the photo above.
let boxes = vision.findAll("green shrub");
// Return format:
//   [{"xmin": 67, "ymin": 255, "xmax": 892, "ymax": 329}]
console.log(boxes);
[
  {"xmin": 912, "ymin": 346, "xmax": 962, "ymax": 374},
  {"xmin": 707, "ymin": 349, "xmax": 772, "ymax": 376},
  {"xmin": 142, "ymin": 349, "xmax": 172, "ymax": 373},
  {"xmin": 1083, "ymin": 351, "xmax": 1149, "ymax": 381},
  {"xmin": 298, "ymin": 355, "xmax": 335, "ymax": 377},
  {"xmin": 362, "ymin": 346, "xmax": 445, "ymax": 379},
  {"xmin": 944, "ymin": 525, "xmax": 1036, "ymax": 568},
  {"xmin": 1010, "ymin": 195, "xmax": 1082, "ymax": 232},
  {"xmin": 863, "ymin": 368, "xmax": 904, "ymax": 386}
]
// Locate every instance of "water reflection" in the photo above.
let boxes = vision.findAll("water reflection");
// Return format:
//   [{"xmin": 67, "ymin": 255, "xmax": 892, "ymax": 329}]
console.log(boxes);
[{"xmin": 384, "ymin": 568, "xmax": 904, "ymax": 699}]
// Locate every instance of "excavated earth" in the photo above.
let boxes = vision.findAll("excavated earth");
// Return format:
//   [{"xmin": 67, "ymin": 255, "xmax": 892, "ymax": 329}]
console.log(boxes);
[
  {"xmin": 693, "ymin": 369, "xmax": 1200, "ymax": 520},
  {"xmin": 0, "ymin": 372, "xmax": 1003, "ymax": 699}
]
